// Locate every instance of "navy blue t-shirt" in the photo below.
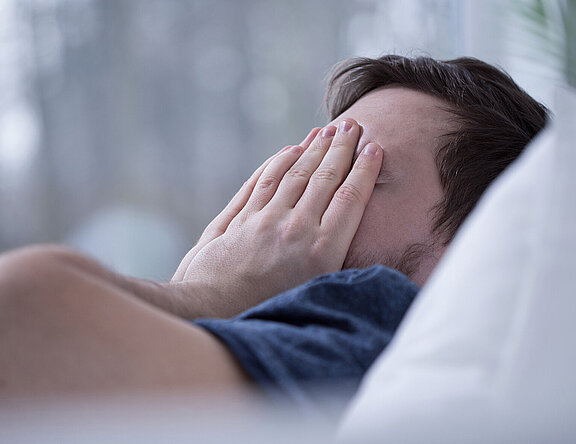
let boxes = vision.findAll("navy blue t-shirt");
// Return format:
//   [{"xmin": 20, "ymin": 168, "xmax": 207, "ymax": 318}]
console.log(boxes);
[{"xmin": 194, "ymin": 265, "xmax": 418, "ymax": 411}]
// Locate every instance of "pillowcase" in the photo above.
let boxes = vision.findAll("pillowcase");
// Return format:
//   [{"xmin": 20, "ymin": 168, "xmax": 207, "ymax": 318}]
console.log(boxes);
[{"xmin": 338, "ymin": 86, "xmax": 576, "ymax": 444}]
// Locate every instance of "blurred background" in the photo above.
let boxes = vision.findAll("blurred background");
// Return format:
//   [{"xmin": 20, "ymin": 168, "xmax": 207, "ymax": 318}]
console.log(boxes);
[{"xmin": 0, "ymin": 0, "xmax": 573, "ymax": 280}]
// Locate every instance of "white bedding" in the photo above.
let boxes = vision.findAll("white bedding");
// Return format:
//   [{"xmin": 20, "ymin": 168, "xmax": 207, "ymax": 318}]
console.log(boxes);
[
  {"xmin": 3, "ymin": 90, "xmax": 574, "ymax": 444},
  {"xmin": 338, "ymin": 86, "xmax": 576, "ymax": 443}
]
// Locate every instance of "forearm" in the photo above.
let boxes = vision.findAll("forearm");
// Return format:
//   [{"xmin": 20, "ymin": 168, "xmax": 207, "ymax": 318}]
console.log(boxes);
[
  {"xmin": 95, "ymin": 263, "xmax": 239, "ymax": 319},
  {"xmin": 1, "ymin": 245, "xmax": 217, "ymax": 319},
  {"xmin": 0, "ymin": 244, "xmax": 250, "ymax": 397},
  {"xmin": 121, "ymin": 278, "xmax": 237, "ymax": 319}
]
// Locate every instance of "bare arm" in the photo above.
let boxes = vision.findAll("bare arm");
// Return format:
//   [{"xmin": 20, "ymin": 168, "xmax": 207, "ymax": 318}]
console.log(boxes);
[
  {"xmin": 8, "ymin": 120, "xmax": 382, "ymax": 321},
  {"xmin": 0, "ymin": 122, "xmax": 382, "ymax": 397},
  {"xmin": 0, "ymin": 245, "xmax": 248, "ymax": 396}
]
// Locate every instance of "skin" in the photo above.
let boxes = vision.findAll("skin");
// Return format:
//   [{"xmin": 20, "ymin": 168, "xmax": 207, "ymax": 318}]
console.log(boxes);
[
  {"xmin": 0, "ymin": 87, "xmax": 454, "ymax": 397},
  {"xmin": 0, "ymin": 119, "xmax": 383, "ymax": 397},
  {"xmin": 170, "ymin": 121, "xmax": 387, "ymax": 318},
  {"xmin": 334, "ymin": 87, "xmax": 453, "ymax": 285}
]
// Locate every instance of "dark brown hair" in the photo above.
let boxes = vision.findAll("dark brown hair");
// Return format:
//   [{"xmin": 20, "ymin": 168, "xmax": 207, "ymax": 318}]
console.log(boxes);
[{"xmin": 325, "ymin": 55, "xmax": 548, "ymax": 243}]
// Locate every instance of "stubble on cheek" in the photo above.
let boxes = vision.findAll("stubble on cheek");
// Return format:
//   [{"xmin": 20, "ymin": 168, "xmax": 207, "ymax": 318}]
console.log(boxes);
[{"xmin": 342, "ymin": 241, "xmax": 434, "ymax": 281}]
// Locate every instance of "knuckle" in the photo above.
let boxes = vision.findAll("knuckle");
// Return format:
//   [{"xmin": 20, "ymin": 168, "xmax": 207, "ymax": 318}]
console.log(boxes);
[
  {"xmin": 253, "ymin": 212, "xmax": 275, "ymax": 232},
  {"xmin": 309, "ymin": 138, "xmax": 330, "ymax": 152},
  {"xmin": 256, "ymin": 175, "xmax": 281, "ymax": 191},
  {"xmin": 307, "ymin": 240, "xmax": 334, "ymax": 272},
  {"xmin": 334, "ymin": 182, "xmax": 365, "ymax": 205},
  {"xmin": 329, "ymin": 139, "xmax": 353, "ymax": 151},
  {"xmin": 312, "ymin": 166, "xmax": 340, "ymax": 183},
  {"xmin": 351, "ymin": 156, "xmax": 371, "ymax": 171},
  {"xmin": 329, "ymin": 139, "xmax": 347, "ymax": 148},
  {"xmin": 281, "ymin": 220, "xmax": 301, "ymax": 237},
  {"xmin": 286, "ymin": 168, "xmax": 312, "ymax": 180},
  {"xmin": 280, "ymin": 222, "xmax": 299, "ymax": 238},
  {"xmin": 308, "ymin": 245, "xmax": 324, "ymax": 266},
  {"xmin": 279, "ymin": 216, "xmax": 307, "ymax": 241}
]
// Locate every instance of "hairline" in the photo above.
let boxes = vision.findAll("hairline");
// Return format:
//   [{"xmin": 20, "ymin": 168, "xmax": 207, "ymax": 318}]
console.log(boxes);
[{"xmin": 330, "ymin": 84, "xmax": 460, "ymax": 245}]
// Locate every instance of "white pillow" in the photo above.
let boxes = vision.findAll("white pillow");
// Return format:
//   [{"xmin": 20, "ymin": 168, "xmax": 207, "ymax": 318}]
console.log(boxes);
[{"xmin": 338, "ymin": 86, "xmax": 576, "ymax": 444}]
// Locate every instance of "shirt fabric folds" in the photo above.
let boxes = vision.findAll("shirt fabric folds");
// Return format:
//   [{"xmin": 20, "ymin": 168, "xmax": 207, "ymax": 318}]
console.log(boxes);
[{"xmin": 194, "ymin": 265, "xmax": 418, "ymax": 411}]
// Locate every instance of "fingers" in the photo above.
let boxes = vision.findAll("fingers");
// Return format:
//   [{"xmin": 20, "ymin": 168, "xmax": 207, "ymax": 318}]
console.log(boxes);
[
  {"xmin": 322, "ymin": 142, "xmax": 383, "ymax": 239},
  {"xmin": 268, "ymin": 125, "xmax": 338, "ymax": 208},
  {"xmin": 300, "ymin": 127, "xmax": 322, "ymax": 148},
  {"xmin": 296, "ymin": 119, "xmax": 362, "ymax": 218},
  {"xmin": 236, "ymin": 127, "xmax": 322, "ymax": 212},
  {"xmin": 194, "ymin": 126, "xmax": 321, "ymax": 246},
  {"xmin": 172, "ymin": 166, "xmax": 269, "ymax": 279},
  {"xmin": 220, "ymin": 126, "xmax": 320, "ymax": 222},
  {"xmin": 172, "ymin": 128, "xmax": 321, "ymax": 282},
  {"xmin": 242, "ymin": 145, "xmax": 305, "ymax": 212},
  {"xmin": 193, "ymin": 145, "xmax": 290, "ymax": 244},
  {"xmin": 217, "ymin": 127, "xmax": 320, "ymax": 217}
]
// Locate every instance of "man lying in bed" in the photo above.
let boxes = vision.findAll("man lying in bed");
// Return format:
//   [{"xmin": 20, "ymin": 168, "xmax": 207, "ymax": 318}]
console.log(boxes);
[{"xmin": 0, "ymin": 55, "xmax": 547, "ymax": 410}]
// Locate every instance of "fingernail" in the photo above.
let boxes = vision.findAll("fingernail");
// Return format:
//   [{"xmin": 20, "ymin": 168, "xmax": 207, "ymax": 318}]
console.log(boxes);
[
  {"xmin": 363, "ymin": 143, "xmax": 379, "ymax": 156},
  {"xmin": 322, "ymin": 125, "xmax": 337, "ymax": 138},
  {"xmin": 339, "ymin": 120, "xmax": 353, "ymax": 133}
]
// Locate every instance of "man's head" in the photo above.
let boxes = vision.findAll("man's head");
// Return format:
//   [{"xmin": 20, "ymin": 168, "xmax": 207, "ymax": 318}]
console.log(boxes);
[{"xmin": 325, "ymin": 55, "xmax": 548, "ymax": 285}]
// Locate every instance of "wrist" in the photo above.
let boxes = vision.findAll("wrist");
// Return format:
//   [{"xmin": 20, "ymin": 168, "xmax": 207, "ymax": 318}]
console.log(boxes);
[
  {"xmin": 160, "ymin": 280, "xmax": 225, "ymax": 319},
  {"xmin": 166, "ymin": 277, "xmax": 251, "ymax": 320}
]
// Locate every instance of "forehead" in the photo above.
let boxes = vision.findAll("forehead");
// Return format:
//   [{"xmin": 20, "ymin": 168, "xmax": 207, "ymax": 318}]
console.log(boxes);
[{"xmin": 330, "ymin": 86, "xmax": 453, "ymax": 156}]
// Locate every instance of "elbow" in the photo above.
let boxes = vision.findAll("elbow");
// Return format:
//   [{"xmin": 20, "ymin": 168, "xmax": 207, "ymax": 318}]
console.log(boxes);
[{"xmin": 0, "ymin": 244, "xmax": 89, "ymax": 303}]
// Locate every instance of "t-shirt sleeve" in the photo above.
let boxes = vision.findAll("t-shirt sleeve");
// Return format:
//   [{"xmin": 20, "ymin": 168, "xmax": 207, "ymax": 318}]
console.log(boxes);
[{"xmin": 193, "ymin": 265, "xmax": 418, "ymax": 410}]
